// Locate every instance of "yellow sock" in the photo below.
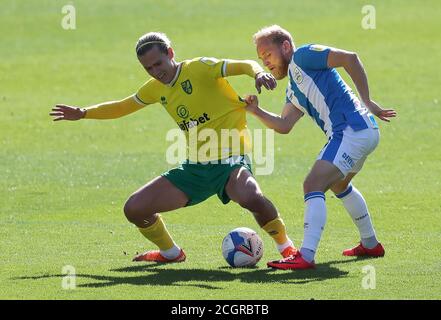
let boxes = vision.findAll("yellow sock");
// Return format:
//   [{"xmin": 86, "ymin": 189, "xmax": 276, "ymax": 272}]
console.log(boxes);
[
  {"xmin": 138, "ymin": 215, "xmax": 175, "ymax": 251},
  {"xmin": 262, "ymin": 217, "xmax": 289, "ymax": 245}
]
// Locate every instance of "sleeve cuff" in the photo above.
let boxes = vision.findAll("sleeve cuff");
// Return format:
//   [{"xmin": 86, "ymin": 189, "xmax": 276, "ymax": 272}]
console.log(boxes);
[
  {"xmin": 221, "ymin": 60, "xmax": 228, "ymax": 77},
  {"xmin": 133, "ymin": 94, "xmax": 147, "ymax": 105}
]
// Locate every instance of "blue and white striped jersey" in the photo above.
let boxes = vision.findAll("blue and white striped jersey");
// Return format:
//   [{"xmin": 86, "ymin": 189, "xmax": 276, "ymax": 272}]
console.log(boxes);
[{"xmin": 286, "ymin": 44, "xmax": 376, "ymax": 137}]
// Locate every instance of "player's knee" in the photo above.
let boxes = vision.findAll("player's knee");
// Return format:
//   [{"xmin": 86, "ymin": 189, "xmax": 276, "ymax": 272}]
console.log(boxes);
[
  {"xmin": 303, "ymin": 178, "xmax": 314, "ymax": 194},
  {"xmin": 303, "ymin": 177, "xmax": 323, "ymax": 194},
  {"xmin": 331, "ymin": 182, "xmax": 348, "ymax": 195},
  {"xmin": 123, "ymin": 197, "xmax": 137, "ymax": 224},
  {"xmin": 123, "ymin": 195, "xmax": 150, "ymax": 224}
]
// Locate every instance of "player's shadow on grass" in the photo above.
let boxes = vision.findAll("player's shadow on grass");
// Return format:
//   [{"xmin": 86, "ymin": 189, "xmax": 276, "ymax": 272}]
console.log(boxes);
[{"xmin": 14, "ymin": 258, "xmax": 357, "ymax": 290}]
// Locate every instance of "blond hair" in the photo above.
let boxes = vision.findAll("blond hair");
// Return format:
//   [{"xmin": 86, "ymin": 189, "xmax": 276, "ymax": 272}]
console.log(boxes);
[{"xmin": 253, "ymin": 25, "xmax": 293, "ymax": 46}]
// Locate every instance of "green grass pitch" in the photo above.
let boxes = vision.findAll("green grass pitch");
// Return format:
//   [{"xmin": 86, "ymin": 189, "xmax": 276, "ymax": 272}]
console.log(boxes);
[{"xmin": 1, "ymin": 0, "xmax": 440, "ymax": 299}]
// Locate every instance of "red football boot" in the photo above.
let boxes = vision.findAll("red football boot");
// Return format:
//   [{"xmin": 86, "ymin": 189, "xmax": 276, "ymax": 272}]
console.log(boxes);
[
  {"xmin": 342, "ymin": 242, "xmax": 385, "ymax": 257},
  {"xmin": 133, "ymin": 249, "xmax": 186, "ymax": 263},
  {"xmin": 280, "ymin": 246, "xmax": 298, "ymax": 258},
  {"xmin": 267, "ymin": 252, "xmax": 315, "ymax": 270}
]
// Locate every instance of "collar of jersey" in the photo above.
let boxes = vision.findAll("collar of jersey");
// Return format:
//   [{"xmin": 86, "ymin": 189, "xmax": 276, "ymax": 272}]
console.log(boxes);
[{"xmin": 166, "ymin": 62, "xmax": 183, "ymax": 87}]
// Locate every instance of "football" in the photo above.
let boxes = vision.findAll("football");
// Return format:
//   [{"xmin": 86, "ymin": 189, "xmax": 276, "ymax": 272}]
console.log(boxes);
[{"xmin": 222, "ymin": 227, "xmax": 264, "ymax": 267}]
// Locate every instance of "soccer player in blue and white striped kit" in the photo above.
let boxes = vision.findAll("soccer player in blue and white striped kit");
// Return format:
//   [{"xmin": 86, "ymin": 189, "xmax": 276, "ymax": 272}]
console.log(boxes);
[{"xmin": 246, "ymin": 25, "xmax": 396, "ymax": 270}]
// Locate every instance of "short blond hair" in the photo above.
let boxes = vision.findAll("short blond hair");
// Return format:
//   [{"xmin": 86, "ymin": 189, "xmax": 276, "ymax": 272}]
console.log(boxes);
[{"xmin": 253, "ymin": 25, "xmax": 293, "ymax": 46}]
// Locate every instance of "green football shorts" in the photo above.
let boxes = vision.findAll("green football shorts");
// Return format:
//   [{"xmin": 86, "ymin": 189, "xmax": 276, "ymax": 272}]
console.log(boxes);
[{"xmin": 161, "ymin": 155, "xmax": 252, "ymax": 206}]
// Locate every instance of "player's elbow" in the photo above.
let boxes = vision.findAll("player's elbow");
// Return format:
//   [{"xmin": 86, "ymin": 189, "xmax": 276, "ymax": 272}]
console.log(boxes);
[
  {"xmin": 346, "ymin": 52, "xmax": 359, "ymax": 66},
  {"xmin": 277, "ymin": 129, "xmax": 289, "ymax": 134},
  {"xmin": 277, "ymin": 118, "xmax": 295, "ymax": 134},
  {"xmin": 338, "ymin": 51, "xmax": 360, "ymax": 72},
  {"xmin": 277, "ymin": 125, "xmax": 292, "ymax": 134}
]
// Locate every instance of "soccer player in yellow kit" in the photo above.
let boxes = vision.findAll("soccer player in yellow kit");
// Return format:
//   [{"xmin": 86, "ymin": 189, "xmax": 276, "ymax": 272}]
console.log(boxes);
[{"xmin": 50, "ymin": 32, "xmax": 297, "ymax": 263}]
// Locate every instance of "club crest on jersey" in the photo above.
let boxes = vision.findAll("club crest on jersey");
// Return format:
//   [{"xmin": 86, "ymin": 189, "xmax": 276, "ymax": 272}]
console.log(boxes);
[
  {"xmin": 181, "ymin": 79, "xmax": 192, "ymax": 94},
  {"xmin": 176, "ymin": 105, "xmax": 189, "ymax": 119},
  {"xmin": 294, "ymin": 67, "xmax": 303, "ymax": 84}
]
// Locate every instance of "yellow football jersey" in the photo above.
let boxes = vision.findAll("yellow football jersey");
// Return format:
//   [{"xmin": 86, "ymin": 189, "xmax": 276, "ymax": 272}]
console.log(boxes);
[{"xmin": 135, "ymin": 57, "xmax": 251, "ymax": 162}]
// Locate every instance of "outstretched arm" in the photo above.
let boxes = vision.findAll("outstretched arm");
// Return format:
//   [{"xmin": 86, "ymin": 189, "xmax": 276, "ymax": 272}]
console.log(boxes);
[
  {"xmin": 50, "ymin": 95, "xmax": 146, "ymax": 121},
  {"xmin": 327, "ymin": 48, "xmax": 396, "ymax": 122},
  {"xmin": 244, "ymin": 95, "xmax": 303, "ymax": 134},
  {"xmin": 225, "ymin": 60, "xmax": 277, "ymax": 94}
]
